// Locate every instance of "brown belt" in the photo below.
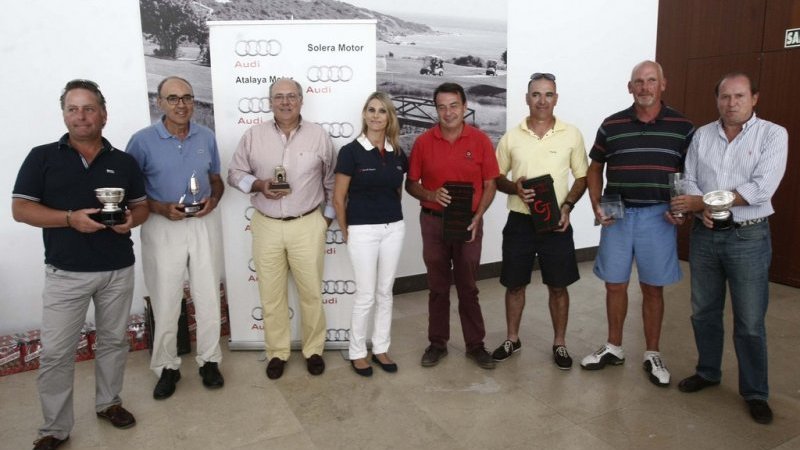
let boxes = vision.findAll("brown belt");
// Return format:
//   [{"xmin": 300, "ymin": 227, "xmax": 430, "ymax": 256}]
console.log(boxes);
[{"xmin": 262, "ymin": 207, "xmax": 318, "ymax": 221}]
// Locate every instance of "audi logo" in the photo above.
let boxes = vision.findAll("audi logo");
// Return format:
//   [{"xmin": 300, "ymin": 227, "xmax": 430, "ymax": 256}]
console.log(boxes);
[
  {"xmin": 326, "ymin": 229, "xmax": 346, "ymax": 245},
  {"xmin": 248, "ymin": 259, "xmax": 256, "ymax": 273},
  {"xmin": 319, "ymin": 122, "xmax": 355, "ymax": 138},
  {"xmin": 251, "ymin": 306, "xmax": 294, "ymax": 321},
  {"xmin": 321, "ymin": 280, "xmax": 356, "ymax": 295},
  {"xmin": 326, "ymin": 328, "xmax": 350, "ymax": 342},
  {"xmin": 245, "ymin": 206, "xmax": 255, "ymax": 221},
  {"xmin": 238, "ymin": 97, "xmax": 271, "ymax": 114},
  {"xmin": 307, "ymin": 65, "xmax": 354, "ymax": 82},
  {"xmin": 235, "ymin": 39, "xmax": 282, "ymax": 56}
]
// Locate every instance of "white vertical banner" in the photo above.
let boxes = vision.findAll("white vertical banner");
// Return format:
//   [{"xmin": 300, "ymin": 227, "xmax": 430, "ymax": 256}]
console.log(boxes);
[{"xmin": 208, "ymin": 20, "xmax": 377, "ymax": 350}]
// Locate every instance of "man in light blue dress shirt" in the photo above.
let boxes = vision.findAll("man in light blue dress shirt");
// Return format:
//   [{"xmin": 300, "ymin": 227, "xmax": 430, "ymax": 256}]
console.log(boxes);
[{"xmin": 673, "ymin": 72, "xmax": 788, "ymax": 425}]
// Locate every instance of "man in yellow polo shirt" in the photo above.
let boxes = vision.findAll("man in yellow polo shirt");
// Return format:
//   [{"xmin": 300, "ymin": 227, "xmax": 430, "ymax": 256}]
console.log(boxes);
[{"xmin": 491, "ymin": 72, "xmax": 588, "ymax": 369}]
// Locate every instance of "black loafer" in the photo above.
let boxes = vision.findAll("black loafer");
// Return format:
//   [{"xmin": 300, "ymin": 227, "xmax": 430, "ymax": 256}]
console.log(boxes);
[
  {"xmin": 199, "ymin": 362, "xmax": 224, "ymax": 389},
  {"xmin": 351, "ymin": 360, "xmax": 373, "ymax": 377},
  {"xmin": 747, "ymin": 399, "xmax": 773, "ymax": 424},
  {"xmin": 677, "ymin": 374, "xmax": 720, "ymax": 393},
  {"xmin": 307, "ymin": 354, "xmax": 325, "ymax": 375},
  {"xmin": 371, "ymin": 354, "xmax": 398, "ymax": 373},
  {"xmin": 266, "ymin": 358, "xmax": 286, "ymax": 380},
  {"xmin": 153, "ymin": 368, "xmax": 181, "ymax": 399},
  {"xmin": 33, "ymin": 435, "xmax": 69, "ymax": 450}
]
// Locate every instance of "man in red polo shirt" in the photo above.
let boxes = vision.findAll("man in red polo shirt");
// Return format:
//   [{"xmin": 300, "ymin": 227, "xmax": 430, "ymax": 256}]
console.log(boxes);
[{"xmin": 405, "ymin": 82, "xmax": 499, "ymax": 369}]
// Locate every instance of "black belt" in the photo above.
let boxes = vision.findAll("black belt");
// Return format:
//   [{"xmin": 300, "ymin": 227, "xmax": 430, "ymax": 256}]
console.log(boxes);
[
  {"xmin": 734, "ymin": 217, "xmax": 767, "ymax": 228},
  {"xmin": 421, "ymin": 207, "xmax": 443, "ymax": 217},
  {"xmin": 262, "ymin": 207, "xmax": 318, "ymax": 221}
]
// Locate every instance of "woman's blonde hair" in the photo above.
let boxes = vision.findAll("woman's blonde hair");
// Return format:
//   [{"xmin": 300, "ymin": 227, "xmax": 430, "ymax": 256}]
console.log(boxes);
[{"xmin": 360, "ymin": 91, "xmax": 400, "ymax": 151}]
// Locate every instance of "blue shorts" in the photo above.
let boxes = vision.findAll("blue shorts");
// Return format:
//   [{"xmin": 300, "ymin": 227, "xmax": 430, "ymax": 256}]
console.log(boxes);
[{"xmin": 593, "ymin": 203, "xmax": 681, "ymax": 286}]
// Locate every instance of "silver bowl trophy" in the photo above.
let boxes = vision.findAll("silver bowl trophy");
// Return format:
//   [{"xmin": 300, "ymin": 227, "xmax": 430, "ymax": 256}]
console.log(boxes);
[
  {"xmin": 180, "ymin": 171, "xmax": 205, "ymax": 217},
  {"xmin": 668, "ymin": 172, "xmax": 685, "ymax": 218},
  {"xmin": 270, "ymin": 165, "xmax": 291, "ymax": 194},
  {"xmin": 703, "ymin": 190, "xmax": 735, "ymax": 230},
  {"xmin": 91, "ymin": 187, "xmax": 126, "ymax": 226}
]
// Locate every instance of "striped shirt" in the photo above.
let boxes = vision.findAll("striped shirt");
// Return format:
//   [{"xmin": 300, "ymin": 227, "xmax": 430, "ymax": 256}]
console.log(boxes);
[
  {"xmin": 590, "ymin": 103, "xmax": 694, "ymax": 206},
  {"xmin": 683, "ymin": 113, "xmax": 788, "ymax": 222}
]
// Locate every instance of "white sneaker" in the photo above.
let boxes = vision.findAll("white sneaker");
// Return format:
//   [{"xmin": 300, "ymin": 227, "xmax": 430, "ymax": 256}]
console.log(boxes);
[
  {"xmin": 580, "ymin": 344, "xmax": 625, "ymax": 370},
  {"xmin": 643, "ymin": 352, "xmax": 670, "ymax": 386}
]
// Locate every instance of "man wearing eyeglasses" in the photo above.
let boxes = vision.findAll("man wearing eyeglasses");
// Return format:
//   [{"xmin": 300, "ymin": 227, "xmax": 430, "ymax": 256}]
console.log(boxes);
[
  {"xmin": 126, "ymin": 76, "xmax": 225, "ymax": 399},
  {"xmin": 13, "ymin": 79, "xmax": 148, "ymax": 449},
  {"xmin": 228, "ymin": 78, "xmax": 335, "ymax": 380},
  {"xmin": 491, "ymin": 73, "xmax": 588, "ymax": 370},
  {"xmin": 582, "ymin": 61, "xmax": 694, "ymax": 387}
]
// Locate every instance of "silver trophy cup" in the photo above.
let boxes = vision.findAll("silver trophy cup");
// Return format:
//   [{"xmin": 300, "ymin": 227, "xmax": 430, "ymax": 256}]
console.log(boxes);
[
  {"xmin": 181, "ymin": 172, "xmax": 205, "ymax": 216},
  {"xmin": 92, "ymin": 187, "xmax": 126, "ymax": 226},
  {"xmin": 703, "ymin": 190, "xmax": 735, "ymax": 230}
]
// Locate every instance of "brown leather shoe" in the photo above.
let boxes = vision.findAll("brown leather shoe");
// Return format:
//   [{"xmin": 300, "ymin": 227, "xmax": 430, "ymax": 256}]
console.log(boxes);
[
  {"xmin": 306, "ymin": 354, "xmax": 325, "ymax": 375},
  {"xmin": 33, "ymin": 435, "xmax": 68, "ymax": 450},
  {"xmin": 96, "ymin": 404, "xmax": 136, "ymax": 429},
  {"xmin": 266, "ymin": 357, "xmax": 286, "ymax": 379}
]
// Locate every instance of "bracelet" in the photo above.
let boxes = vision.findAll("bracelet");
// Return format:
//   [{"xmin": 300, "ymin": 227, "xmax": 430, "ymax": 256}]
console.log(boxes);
[
  {"xmin": 66, "ymin": 210, "xmax": 73, "ymax": 228},
  {"xmin": 562, "ymin": 200, "xmax": 575, "ymax": 212}
]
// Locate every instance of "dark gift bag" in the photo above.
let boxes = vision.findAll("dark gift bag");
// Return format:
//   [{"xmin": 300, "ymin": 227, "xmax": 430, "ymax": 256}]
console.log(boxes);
[
  {"xmin": 522, "ymin": 174, "xmax": 561, "ymax": 233},
  {"xmin": 144, "ymin": 296, "xmax": 191, "ymax": 356}
]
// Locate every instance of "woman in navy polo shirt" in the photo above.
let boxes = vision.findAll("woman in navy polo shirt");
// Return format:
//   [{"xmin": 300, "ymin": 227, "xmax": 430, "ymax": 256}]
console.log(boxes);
[{"xmin": 334, "ymin": 92, "xmax": 408, "ymax": 377}]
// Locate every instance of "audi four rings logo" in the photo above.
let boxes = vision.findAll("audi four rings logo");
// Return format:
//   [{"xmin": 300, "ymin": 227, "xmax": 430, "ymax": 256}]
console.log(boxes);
[
  {"xmin": 251, "ymin": 306, "xmax": 294, "ymax": 321},
  {"xmin": 238, "ymin": 97, "xmax": 271, "ymax": 114},
  {"xmin": 321, "ymin": 280, "xmax": 356, "ymax": 295},
  {"xmin": 326, "ymin": 229, "xmax": 346, "ymax": 245},
  {"xmin": 326, "ymin": 328, "xmax": 350, "ymax": 342},
  {"xmin": 307, "ymin": 65, "xmax": 354, "ymax": 82},
  {"xmin": 248, "ymin": 259, "xmax": 256, "ymax": 273},
  {"xmin": 235, "ymin": 39, "xmax": 282, "ymax": 56},
  {"xmin": 320, "ymin": 122, "xmax": 355, "ymax": 138},
  {"xmin": 245, "ymin": 206, "xmax": 255, "ymax": 221}
]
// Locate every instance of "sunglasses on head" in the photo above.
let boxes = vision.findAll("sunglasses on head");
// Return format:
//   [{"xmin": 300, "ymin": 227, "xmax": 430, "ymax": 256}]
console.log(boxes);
[{"xmin": 530, "ymin": 72, "xmax": 556, "ymax": 81}]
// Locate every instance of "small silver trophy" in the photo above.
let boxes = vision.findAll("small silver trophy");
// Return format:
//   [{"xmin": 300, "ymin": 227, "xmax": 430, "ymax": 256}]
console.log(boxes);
[
  {"xmin": 181, "ymin": 171, "xmax": 205, "ymax": 217},
  {"xmin": 668, "ymin": 173, "xmax": 686, "ymax": 218},
  {"xmin": 270, "ymin": 165, "xmax": 291, "ymax": 194},
  {"xmin": 92, "ymin": 187, "xmax": 126, "ymax": 226},
  {"xmin": 703, "ymin": 190, "xmax": 735, "ymax": 230}
]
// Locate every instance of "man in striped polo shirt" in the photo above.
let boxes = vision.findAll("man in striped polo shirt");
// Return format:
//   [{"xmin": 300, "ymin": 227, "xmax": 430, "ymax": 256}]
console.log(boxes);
[
  {"xmin": 581, "ymin": 61, "xmax": 694, "ymax": 387},
  {"xmin": 675, "ymin": 72, "xmax": 787, "ymax": 424}
]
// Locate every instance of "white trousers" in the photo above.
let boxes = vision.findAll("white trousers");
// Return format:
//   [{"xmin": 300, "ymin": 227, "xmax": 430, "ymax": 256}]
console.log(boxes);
[
  {"xmin": 141, "ymin": 211, "xmax": 223, "ymax": 376},
  {"xmin": 346, "ymin": 220, "xmax": 405, "ymax": 359}
]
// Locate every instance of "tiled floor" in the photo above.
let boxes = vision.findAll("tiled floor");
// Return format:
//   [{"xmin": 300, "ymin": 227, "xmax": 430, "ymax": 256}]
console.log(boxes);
[{"xmin": 2, "ymin": 261, "xmax": 800, "ymax": 449}]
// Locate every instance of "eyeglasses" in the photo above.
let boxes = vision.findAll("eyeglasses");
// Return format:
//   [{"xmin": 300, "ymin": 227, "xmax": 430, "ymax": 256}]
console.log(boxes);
[
  {"xmin": 271, "ymin": 93, "xmax": 300, "ymax": 103},
  {"xmin": 162, "ymin": 95, "xmax": 194, "ymax": 105},
  {"xmin": 530, "ymin": 72, "xmax": 556, "ymax": 81}
]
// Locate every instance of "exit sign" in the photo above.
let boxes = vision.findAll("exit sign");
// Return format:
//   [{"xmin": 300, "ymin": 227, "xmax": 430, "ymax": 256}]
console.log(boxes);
[{"xmin": 787, "ymin": 28, "xmax": 800, "ymax": 48}]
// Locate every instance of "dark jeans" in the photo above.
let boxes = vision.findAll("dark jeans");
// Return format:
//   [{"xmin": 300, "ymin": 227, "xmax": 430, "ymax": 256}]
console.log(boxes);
[
  {"xmin": 420, "ymin": 212, "xmax": 486, "ymax": 352},
  {"xmin": 689, "ymin": 220, "xmax": 771, "ymax": 400}
]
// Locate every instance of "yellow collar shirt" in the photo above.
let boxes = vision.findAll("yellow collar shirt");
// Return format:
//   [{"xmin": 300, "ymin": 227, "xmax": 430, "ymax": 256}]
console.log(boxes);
[{"xmin": 495, "ymin": 117, "xmax": 588, "ymax": 214}]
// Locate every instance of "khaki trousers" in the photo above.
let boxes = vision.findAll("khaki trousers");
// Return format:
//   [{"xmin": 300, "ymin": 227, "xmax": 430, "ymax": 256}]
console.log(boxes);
[{"xmin": 250, "ymin": 210, "xmax": 327, "ymax": 360}]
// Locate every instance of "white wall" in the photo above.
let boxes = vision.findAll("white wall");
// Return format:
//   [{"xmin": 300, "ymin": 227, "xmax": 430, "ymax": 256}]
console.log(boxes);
[
  {"xmin": 0, "ymin": 0, "xmax": 658, "ymax": 334},
  {"xmin": 505, "ymin": 0, "xmax": 659, "ymax": 250}
]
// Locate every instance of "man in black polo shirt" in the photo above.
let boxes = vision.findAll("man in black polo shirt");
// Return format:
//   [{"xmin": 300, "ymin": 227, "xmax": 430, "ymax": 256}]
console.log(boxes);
[
  {"xmin": 12, "ymin": 79, "xmax": 148, "ymax": 450},
  {"xmin": 581, "ymin": 61, "xmax": 694, "ymax": 387}
]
